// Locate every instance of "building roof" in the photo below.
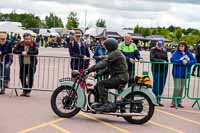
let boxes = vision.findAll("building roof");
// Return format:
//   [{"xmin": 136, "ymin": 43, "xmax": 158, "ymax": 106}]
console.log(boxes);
[{"xmin": 145, "ymin": 35, "xmax": 171, "ymax": 42}]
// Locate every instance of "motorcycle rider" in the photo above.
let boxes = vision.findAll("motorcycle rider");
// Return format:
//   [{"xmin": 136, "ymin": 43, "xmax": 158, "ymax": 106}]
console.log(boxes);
[{"xmin": 84, "ymin": 38, "xmax": 129, "ymax": 112}]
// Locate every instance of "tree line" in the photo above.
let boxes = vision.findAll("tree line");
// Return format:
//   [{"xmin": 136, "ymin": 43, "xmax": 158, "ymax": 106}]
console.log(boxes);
[
  {"xmin": 134, "ymin": 25, "xmax": 200, "ymax": 45},
  {"xmin": 0, "ymin": 11, "xmax": 106, "ymax": 29},
  {"xmin": 0, "ymin": 11, "xmax": 199, "ymax": 45}
]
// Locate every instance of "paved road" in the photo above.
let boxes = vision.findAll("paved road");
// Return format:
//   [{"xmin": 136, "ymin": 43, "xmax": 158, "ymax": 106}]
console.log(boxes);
[
  {"xmin": 1, "ymin": 91, "xmax": 199, "ymax": 133},
  {"xmin": 0, "ymin": 48, "xmax": 199, "ymax": 133}
]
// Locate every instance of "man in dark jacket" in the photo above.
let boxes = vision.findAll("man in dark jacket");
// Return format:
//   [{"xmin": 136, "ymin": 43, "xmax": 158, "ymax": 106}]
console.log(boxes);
[
  {"xmin": 85, "ymin": 38, "xmax": 129, "ymax": 112},
  {"xmin": 150, "ymin": 40, "xmax": 168, "ymax": 106},
  {"xmin": 69, "ymin": 31, "xmax": 90, "ymax": 71},
  {"xmin": 13, "ymin": 33, "xmax": 38, "ymax": 97},
  {"xmin": 0, "ymin": 32, "xmax": 13, "ymax": 94},
  {"xmin": 68, "ymin": 31, "xmax": 90, "ymax": 89}
]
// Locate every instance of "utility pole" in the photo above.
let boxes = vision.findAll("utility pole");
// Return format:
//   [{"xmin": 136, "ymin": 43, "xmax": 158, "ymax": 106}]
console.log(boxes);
[
  {"xmin": 150, "ymin": 17, "xmax": 153, "ymax": 35},
  {"xmin": 53, "ymin": 14, "xmax": 55, "ymax": 27},
  {"xmin": 84, "ymin": 9, "xmax": 87, "ymax": 31}
]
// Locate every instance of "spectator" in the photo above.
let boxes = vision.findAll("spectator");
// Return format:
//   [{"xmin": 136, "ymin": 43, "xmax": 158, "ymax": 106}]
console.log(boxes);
[
  {"xmin": 57, "ymin": 36, "xmax": 61, "ymax": 47},
  {"xmin": 90, "ymin": 37, "xmax": 96, "ymax": 53},
  {"xmin": 93, "ymin": 36, "xmax": 107, "ymax": 63},
  {"xmin": 170, "ymin": 41, "xmax": 196, "ymax": 108},
  {"xmin": 191, "ymin": 42, "xmax": 200, "ymax": 76},
  {"xmin": 35, "ymin": 35, "xmax": 40, "ymax": 48},
  {"xmin": 48, "ymin": 35, "xmax": 53, "ymax": 47},
  {"xmin": 40, "ymin": 35, "xmax": 45, "ymax": 48},
  {"xmin": 13, "ymin": 33, "xmax": 38, "ymax": 97},
  {"xmin": 150, "ymin": 40, "xmax": 168, "ymax": 106},
  {"xmin": 64, "ymin": 35, "xmax": 70, "ymax": 48},
  {"xmin": 93, "ymin": 36, "xmax": 108, "ymax": 82},
  {"xmin": 17, "ymin": 33, "xmax": 21, "ymax": 41},
  {"xmin": 6, "ymin": 33, "xmax": 10, "ymax": 41},
  {"xmin": 0, "ymin": 32, "xmax": 13, "ymax": 95},
  {"xmin": 68, "ymin": 31, "xmax": 90, "ymax": 89},
  {"xmin": 43, "ymin": 36, "xmax": 48, "ymax": 47},
  {"xmin": 12, "ymin": 33, "xmax": 17, "ymax": 42},
  {"xmin": 83, "ymin": 34, "xmax": 90, "ymax": 48},
  {"xmin": 118, "ymin": 34, "xmax": 142, "ymax": 84}
]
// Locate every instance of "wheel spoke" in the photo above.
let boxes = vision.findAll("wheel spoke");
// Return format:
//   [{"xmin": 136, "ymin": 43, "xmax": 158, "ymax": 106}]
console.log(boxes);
[
  {"xmin": 51, "ymin": 86, "xmax": 81, "ymax": 118},
  {"xmin": 55, "ymin": 87, "xmax": 77, "ymax": 113}
]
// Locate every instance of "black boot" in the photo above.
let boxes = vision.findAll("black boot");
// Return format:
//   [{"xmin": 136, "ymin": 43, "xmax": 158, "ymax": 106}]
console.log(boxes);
[
  {"xmin": 0, "ymin": 89, "xmax": 5, "ymax": 95},
  {"xmin": 191, "ymin": 73, "xmax": 195, "ymax": 76},
  {"xmin": 157, "ymin": 97, "xmax": 164, "ymax": 107},
  {"xmin": 3, "ymin": 80, "xmax": 8, "ymax": 88},
  {"xmin": 192, "ymin": 66, "xmax": 196, "ymax": 76}
]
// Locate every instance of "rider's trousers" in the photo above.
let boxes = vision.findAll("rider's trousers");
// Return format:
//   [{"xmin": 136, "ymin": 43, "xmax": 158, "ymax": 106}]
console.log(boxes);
[{"xmin": 94, "ymin": 77, "xmax": 127, "ymax": 103}]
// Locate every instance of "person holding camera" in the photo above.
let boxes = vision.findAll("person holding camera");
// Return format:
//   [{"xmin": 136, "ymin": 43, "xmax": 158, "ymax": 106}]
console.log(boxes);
[{"xmin": 170, "ymin": 41, "xmax": 196, "ymax": 108}]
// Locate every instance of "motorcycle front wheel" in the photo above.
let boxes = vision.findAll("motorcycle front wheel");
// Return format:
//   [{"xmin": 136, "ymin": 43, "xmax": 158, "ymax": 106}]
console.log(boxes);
[{"xmin": 51, "ymin": 86, "xmax": 81, "ymax": 118}]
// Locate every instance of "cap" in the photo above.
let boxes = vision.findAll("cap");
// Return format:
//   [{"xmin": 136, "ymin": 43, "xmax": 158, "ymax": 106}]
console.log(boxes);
[{"xmin": 157, "ymin": 40, "xmax": 164, "ymax": 46}]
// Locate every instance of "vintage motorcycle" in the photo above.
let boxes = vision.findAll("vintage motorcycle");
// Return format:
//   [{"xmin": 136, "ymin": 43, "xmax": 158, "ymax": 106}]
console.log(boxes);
[{"xmin": 51, "ymin": 70, "xmax": 158, "ymax": 124}]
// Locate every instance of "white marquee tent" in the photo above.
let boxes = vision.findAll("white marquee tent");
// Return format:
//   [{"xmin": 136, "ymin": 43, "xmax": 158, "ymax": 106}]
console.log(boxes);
[{"xmin": 0, "ymin": 23, "xmax": 24, "ymax": 34}]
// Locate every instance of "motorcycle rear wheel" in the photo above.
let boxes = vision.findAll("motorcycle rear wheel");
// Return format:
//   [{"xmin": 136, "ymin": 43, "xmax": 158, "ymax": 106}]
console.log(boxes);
[{"xmin": 122, "ymin": 91, "xmax": 155, "ymax": 124}]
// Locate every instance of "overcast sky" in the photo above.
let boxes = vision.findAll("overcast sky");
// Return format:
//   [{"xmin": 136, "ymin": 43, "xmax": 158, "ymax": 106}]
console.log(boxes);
[{"xmin": 0, "ymin": 0, "xmax": 200, "ymax": 29}]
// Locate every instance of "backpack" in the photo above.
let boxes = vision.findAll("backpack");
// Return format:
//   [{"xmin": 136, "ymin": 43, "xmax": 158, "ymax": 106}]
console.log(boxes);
[{"xmin": 135, "ymin": 76, "xmax": 152, "ymax": 88}]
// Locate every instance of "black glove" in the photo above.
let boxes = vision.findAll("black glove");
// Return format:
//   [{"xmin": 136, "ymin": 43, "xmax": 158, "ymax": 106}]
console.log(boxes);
[
  {"xmin": 83, "ymin": 66, "xmax": 95, "ymax": 76},
  {"xmin": 83, "ymin": 69, "xmax": 90, "ymax": 76}
]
